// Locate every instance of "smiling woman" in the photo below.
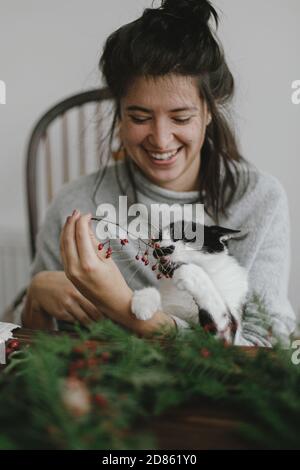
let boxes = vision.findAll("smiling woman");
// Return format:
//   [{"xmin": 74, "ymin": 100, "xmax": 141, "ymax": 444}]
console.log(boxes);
[
  {"xmin": 119, "ymin": 75, "xmax": 211, "ymax": 192},
  {"xmin": 20, "ymin": 0, "xmax": 295, "ymax": 346}
]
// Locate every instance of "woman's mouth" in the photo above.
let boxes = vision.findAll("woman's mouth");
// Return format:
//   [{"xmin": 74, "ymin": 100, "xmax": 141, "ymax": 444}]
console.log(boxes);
[{"xmin": 144, "ymin": 146, "xmax": 183, "ymax": 165}]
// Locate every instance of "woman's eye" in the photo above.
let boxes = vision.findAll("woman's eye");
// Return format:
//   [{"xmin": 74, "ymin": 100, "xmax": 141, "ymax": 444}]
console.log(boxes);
[
  {"xmin": 173, "ymin": 117, "xmax": 192, "ymax": 124},
  {"xmin": 130, "ymin": 116, "xmax": 150, "ymax": 124}
]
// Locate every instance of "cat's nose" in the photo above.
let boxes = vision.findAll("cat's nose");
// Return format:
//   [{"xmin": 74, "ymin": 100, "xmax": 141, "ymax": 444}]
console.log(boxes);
[
  {"xmin": 153, "ymin": 245, "xmax": 175, "ymax": 259},
  {"xmin": 165, "ymin": 245, "xmax": 175, "ymax": 254}
]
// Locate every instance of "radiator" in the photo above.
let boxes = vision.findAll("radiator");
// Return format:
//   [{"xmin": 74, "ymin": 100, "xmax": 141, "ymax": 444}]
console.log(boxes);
[{"xmin": 0, "ymin": 231, "xmax": 30, "ymax": 315}]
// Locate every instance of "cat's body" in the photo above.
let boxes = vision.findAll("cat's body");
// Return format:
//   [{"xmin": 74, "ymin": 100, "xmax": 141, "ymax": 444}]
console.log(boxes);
[{"xmin": 131, "ymin": 222, "xmax": 248, "ymax": 344}]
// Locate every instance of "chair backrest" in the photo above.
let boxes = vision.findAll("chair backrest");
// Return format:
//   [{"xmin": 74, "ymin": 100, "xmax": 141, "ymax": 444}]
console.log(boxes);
[{"xmin": 26, "ymin": 88, "xmax": 115, "ymax": 260}]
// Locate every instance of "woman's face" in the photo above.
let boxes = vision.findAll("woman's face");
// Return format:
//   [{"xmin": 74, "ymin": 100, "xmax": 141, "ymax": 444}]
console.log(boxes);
[{"xmin": 119, "ymin": 74, "xmax": 211, "ymax": 192}]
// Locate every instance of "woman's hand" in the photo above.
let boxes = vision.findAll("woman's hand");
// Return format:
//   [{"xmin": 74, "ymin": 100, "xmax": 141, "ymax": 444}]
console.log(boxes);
[
  {"xmin": 60, "ymin": 210, "xmax": 134, "ymax": 328},
  {"xmin": 22, "ymin": 271, "xmax": 105, "ymax": 329},
  {"xmin": 59, "ymin": 210, "xmax": 176, "ymax": 336}
]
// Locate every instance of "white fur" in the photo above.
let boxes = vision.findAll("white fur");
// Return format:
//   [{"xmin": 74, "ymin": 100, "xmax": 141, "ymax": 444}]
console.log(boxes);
[
  {"xmin": 131, "ymin": 287, "xmax": 162, "ymax": 321},
  {"xmin": 131, "ymin": 229, "xmax": 248, "ymax": 344}
]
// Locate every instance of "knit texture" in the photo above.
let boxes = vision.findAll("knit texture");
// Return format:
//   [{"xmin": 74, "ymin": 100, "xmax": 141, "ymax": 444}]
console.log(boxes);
[{"xmin": 29, "ymin": 161, "xmax": 296, "ymax": 345}]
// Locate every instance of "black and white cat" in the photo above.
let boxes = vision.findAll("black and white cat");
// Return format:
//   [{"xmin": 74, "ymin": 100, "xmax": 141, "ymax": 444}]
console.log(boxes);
[{"xmin": 131, "ymin": 221, "xmax": 248, "ymax": 344}]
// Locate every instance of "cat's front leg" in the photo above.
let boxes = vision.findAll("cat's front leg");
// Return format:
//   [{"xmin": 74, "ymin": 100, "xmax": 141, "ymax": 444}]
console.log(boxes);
[
  {"xmin": 131, "ymin": 287, "xmax": 162, "ymax": 321},
  {"xmin": 173, "ymin": 264, "xmax": 230, "ymax": 334}
]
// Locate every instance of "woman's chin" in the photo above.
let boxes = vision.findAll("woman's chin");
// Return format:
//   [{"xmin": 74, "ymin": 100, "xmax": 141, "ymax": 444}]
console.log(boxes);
[{"xmin": 145, "ymin": 166, "xmax": 187, "ymax": 189}]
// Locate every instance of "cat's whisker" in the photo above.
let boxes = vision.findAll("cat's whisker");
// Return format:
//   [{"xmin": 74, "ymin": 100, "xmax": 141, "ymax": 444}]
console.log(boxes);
[{"xmin": 127, "ymin": 262, "xmax": 144, "ymax": 285}]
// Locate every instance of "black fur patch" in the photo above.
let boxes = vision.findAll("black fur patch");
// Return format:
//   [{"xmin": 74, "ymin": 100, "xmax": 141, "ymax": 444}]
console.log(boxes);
[
  {"xmin": 154, "ymin": 222, "xmax": 241, "ymax": 254},
  {"xmin": 198, "ymin": 308, "xmax": 217, "ymax": 334}
]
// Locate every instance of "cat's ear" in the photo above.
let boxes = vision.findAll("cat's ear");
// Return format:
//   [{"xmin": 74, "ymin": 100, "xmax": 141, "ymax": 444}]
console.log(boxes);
[{"xmin": 208, "ymin": 226, "xmax": 241, "ymax": 242}]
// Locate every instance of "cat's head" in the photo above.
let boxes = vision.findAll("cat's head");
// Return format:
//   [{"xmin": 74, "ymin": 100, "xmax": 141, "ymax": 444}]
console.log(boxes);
[{"xmin": 152, "ymin": 221, "xmax": 241, "ymax": 277}]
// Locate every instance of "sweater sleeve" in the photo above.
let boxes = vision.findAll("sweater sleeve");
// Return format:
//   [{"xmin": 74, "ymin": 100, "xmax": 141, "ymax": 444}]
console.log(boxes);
[
  {"xmin": 239, "ymin": 181, "xmax": 296, "ymax": 347},
  {"xmin": 10, "ymin": 198, "xmax": 65, "ymax": 329},
  {"xmin": 29, "ymin": 197, "xmax": 65, "ymax": 278}
]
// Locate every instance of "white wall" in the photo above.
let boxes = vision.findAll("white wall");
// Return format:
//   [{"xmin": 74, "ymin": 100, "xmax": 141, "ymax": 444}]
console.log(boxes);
[{"xmin": 0, "ymin": 0, "xmax": 299, "ymax": 317}]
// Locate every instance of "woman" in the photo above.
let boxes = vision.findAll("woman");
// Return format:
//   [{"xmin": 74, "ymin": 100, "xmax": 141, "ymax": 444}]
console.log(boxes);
[{"xmin": 21, "ymin": 0, "xmax": 295, "ymax": 345}]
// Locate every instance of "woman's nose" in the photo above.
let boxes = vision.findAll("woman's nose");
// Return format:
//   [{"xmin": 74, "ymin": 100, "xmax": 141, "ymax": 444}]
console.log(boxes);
[{"xmin": 148, "ymin": 120, "xmax": 174, "ymax": 150}]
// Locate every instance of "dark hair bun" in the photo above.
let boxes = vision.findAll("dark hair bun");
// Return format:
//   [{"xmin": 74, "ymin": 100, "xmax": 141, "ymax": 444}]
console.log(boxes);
[{"xmin": 161, "ymin": 0, "xmax": 218, "ymax": 27}]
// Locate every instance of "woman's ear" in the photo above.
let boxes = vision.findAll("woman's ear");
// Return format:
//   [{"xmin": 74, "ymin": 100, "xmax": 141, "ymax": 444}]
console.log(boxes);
[{"xmin": 206, "ymin": 113, "xmax": 212, "ymax": 126}]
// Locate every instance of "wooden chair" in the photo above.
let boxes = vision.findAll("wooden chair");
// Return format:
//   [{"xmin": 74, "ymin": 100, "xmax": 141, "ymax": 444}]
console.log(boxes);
[
  {"xmin": 2, "ymin": 88, "xmax": 119, "ymax": 322},
  {"xmin": 26, "ymin": 87, "xmax": 114, "ymax": 260}
]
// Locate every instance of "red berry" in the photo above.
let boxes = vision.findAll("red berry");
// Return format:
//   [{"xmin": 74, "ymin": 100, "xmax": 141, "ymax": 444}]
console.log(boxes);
[
  {"xmin": 83, "ymin": 340, "xmax": 98, "ymax": 351},
  {"xmin": 141, "ymin": 256, "xmax": 146, "ymax": 263},
  {"xmin": 8, "ymin": 339, "xmax": 20, "ymax": 350},
  {"xmin": 106, "ymin": 254, "xmax": 111, "ymax": 259},
  {"xmin": 200, "ymin": 348, "xmax": 211, "ymax": 358},
  {"xmin": 124, "ymin": 239, "xmax": 129, "ymax": 244},
  {"xmin": 145, "ymin": 260, "xmax": 149, "ymax": 266},
  {"xmin": 87, "ymin": 357, "xmax": 99, "ymax": 368},
  {"xmin": 157, "ymin": 274, "xmax": 162, "ymax": 280},
  {"xmin": 98, "ymin": 243, "xmax": 104, "ymax": 251},
  {"xmin": 152, "ymin": 265, "xmax": 157, "ymax": 271},
  {"xmin": 101, "ymin": 351, "xmax": 111, "ymax": 362},
  {"xmin": 73, "ymin": 359, "xmax": 86, "ymax": 369},
  {"xmin": 154, "ymin": 243, "xmax": 160, "ymax": 249},
  {"xmin": 72, "ymin": 345, "xmax": 84, "ymax": 355},
  {"xmin": 204, "ymin": 323, "xmax": 215, "ymax": 333},
  {"xmin": 94, "ymin": 394, "xmax": 108, "ymax": 408},
  {"xmin": 135, "ymin": 255, "xmax": 140, "ymax": 261},
  {"xmin": 106, "ymin": 247, "xmax": 112, "ymax": 257}
]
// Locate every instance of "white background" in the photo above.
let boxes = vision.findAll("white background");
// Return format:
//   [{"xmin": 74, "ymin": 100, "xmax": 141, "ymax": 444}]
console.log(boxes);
[{"xmin": 0, "ymin": 0, "xmax": 299, "ymax": 318}]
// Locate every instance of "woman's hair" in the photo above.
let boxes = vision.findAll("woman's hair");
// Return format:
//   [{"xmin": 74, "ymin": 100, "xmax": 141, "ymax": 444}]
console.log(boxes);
[{"xmin": 99, "ymin": 0, "xmax": 249, "ymax": 222}]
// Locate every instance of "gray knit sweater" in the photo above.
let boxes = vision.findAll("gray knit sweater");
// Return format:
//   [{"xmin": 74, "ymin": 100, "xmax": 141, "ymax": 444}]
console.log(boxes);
[{"xmin": 29, "ymin": 161, "xmax": 296, "ymax": 345}]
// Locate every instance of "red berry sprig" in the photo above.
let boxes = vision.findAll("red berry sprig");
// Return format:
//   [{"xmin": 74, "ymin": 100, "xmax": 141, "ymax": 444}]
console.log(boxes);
[
  {"xmin": 98, "ymin": 240, "xmax": 110, "ymax": 252},
  {"xmin": 6, "ymin": 338, "xmax": 20, "ymax": 358},
  {"xmin": 106, "ymin": 246, "xmax": 113, "ymax": 258}
]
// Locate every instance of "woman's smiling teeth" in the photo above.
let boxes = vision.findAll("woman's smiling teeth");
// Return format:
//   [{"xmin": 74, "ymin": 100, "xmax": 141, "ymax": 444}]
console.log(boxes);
[{"xmin": 146, "ymin": 147, "xmax": 181, "ymax": 160}]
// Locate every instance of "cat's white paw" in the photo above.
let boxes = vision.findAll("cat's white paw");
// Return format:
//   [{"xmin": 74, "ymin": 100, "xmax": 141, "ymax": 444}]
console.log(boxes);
[
  {"xmin": 131, "ymin": 288, "xmax": 162, "ymax": 321},
  {"xmin": 173, "ymin": 264, "xmax": 199, "ymax": 293}
]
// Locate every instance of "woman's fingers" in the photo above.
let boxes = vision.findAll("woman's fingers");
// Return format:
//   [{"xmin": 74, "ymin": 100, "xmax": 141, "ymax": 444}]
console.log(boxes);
[
  {"xmin": 66, "ymin": 302, "xmax": 93, "ymax": 327},
  {"xmin": 75, "ymin": 213, "xmax": 102, "ymax": 267},
  {"xmin": 89, "ymin": 219, "xmax": 101, "ymax": 252},
  {"xmin": 78, "ymin": 297, "xmax": 105, "ymax": 322},
  {"xmin": 60, "ymin": 210, "xmax": 81, "ymax": 274},
  {"xmin": 55, "ymin": 310, "xmax": 76, "ymax": 323}
]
